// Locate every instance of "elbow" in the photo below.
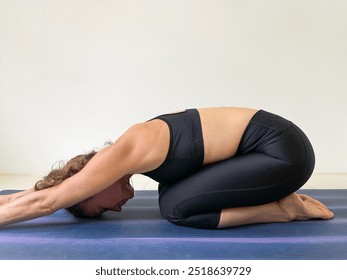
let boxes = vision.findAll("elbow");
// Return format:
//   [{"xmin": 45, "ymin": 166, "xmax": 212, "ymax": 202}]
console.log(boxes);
[
  {"xmin": 38, "ymin": 200, "xmax": 56, "ymax": 216},
  {"xmin": 34, "ymin": 188, "xmax": 60, "ymax": 216}
]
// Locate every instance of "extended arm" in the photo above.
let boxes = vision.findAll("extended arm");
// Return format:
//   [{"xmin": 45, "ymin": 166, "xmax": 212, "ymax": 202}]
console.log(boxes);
[
  {"xmin": 0, "ymin": 146, "xmax": 131, "ymax": 226},
  {"xmin": 0, "ymin": 123, "xmax": 163, "ymax": 226},
  {"xmin": 0, "ymin": 187, "xmax": 55, "ymax": 225}
]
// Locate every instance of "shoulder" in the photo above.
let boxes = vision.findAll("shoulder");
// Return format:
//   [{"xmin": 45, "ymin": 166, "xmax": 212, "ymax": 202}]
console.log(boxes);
[
  {"xmin": 118, "ymin": 121, "xmax": 170, "ymax": 174},
  {"xmin": 119, "ymin": 120, "xmax": 167, "ymax": 146}
]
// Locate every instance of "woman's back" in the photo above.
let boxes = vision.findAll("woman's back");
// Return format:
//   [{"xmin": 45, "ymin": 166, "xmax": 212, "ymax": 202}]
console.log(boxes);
[{"xmin": 197, "ymin": 107, "xmax": 258, "ymax": 164}]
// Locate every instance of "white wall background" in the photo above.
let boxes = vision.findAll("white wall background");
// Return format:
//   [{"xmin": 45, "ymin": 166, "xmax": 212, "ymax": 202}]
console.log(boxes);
[{"xmin": 1, "ymin": 0, "xmax": 346, "ymax": 176}]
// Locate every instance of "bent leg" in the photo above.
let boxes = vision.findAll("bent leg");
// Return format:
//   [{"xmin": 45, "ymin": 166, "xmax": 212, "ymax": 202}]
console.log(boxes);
[
  {"xmin": 159, "ymin": 152, "xmax": 333, "ymax": 229},
  {"xmin": 159, "ymin": 152, "xmax": 297, "ymax": 228}
]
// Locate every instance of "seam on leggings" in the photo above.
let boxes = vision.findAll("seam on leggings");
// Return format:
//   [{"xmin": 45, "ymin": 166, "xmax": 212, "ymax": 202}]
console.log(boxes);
[
  {"xmin": 249, "ymin": 119, "xmax": 292, "ymax": 133},
  {"xmin": 256, "ymin": 124, "xmax": 308, "ymax": 168},
  {"xmin": 254, "ymin": 124, "xmax": 299, "ymax": 165},
  {"xmin": 256, "ymin": 150, "xmax": 297, "ymax": 166},
  {"xmin": 238, "ymin": 121, "xmax": 292, "ymax": 157}
]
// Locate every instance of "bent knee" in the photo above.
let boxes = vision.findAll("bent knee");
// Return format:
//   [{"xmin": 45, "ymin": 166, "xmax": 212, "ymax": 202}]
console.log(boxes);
[{"xmin": 159, "ymin": 199, "xmax": 186, "ymax": 226}]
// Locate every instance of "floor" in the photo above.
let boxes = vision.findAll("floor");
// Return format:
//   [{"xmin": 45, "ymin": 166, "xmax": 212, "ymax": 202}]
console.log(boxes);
[
  {"xmin": 0, "ymin": 173, "xmax": 346, "ymax": 191},
  {"xmin": 2, "ymin": 188, "xmax": 347, "ymax": 260}
]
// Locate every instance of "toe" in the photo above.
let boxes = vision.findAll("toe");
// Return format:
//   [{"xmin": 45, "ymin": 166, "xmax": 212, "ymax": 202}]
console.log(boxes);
[{"xmin": 298, "ymin": 194, "xmax": 330, "ymax": 210}]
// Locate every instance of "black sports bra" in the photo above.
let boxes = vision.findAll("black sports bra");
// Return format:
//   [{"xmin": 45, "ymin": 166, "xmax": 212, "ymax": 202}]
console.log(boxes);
[{"xmin": 142, "ymin": 109, "xmax": 204, "ymax": 184}]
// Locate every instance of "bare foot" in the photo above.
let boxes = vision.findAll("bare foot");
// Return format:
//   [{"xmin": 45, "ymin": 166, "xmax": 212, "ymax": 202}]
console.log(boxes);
[{"xmin": 277, "ymin": 193, "xmax": 334, "ymax": 221}]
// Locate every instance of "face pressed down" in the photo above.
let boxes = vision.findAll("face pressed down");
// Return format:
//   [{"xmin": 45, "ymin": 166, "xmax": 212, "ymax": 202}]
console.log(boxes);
[{"xmin": 79, "ymin": 175, "xmax": 134, "ymax": 217}]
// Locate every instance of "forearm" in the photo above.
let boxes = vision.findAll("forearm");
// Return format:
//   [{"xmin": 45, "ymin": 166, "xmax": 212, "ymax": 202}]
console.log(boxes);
[
  {"xmin": 0, "ymin": 173, "xmax": 102, "ymax": 226},
  {"xmin": 0, "ymin": 190, "xmax": 53, "ymax": 226},
  {"xmin": 0, "ymin": 188, "xmax": 35, "ymax": 205}
]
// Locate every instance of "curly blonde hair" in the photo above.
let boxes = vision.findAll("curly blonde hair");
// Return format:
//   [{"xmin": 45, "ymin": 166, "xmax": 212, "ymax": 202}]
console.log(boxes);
[
  {"xmin": 34, "ymin": 150, "xmax": 97, "ymax": 218},
  {"xmin": 34, "ymin": 151, "xmax": 97, "ymax": 191}
]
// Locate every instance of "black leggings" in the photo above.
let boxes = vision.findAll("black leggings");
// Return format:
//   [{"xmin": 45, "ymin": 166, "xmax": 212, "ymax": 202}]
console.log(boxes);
[{"xmin": 158, "ymin": 110, "xmax": 315, "ymax": 229}]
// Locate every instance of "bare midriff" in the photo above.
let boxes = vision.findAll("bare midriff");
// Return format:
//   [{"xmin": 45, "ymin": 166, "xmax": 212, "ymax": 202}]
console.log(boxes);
[{"xmin": 197, "ymin": 107, "xmax": 259, "ymax": 165}]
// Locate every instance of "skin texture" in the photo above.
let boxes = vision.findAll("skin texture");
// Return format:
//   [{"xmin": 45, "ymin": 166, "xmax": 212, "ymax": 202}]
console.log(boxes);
[{"xmin": 0, "ymin": 107, "xmax": 334, "ymax": 227}]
